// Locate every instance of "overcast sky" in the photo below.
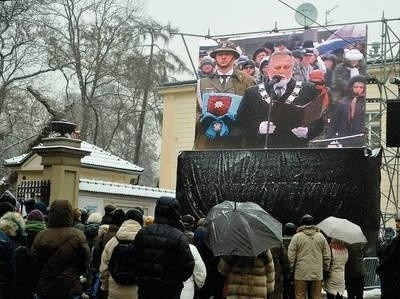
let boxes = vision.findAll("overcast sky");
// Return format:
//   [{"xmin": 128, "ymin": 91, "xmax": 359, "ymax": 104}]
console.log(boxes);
[{"xmin": 144, "ymin": 0, "xmax": 400, "ymax": 79}]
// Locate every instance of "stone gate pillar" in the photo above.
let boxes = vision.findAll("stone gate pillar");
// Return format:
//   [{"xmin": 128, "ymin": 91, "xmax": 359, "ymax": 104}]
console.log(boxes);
[{"xmin": 33, "ymin": 121, "xmax": 90, "ymax": 208}]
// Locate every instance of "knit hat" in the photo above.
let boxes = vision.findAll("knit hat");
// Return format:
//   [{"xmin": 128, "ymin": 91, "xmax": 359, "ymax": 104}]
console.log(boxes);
[
  {"xmin": 200, "ymin": 56, "xmax": 215, "ymax": 68},
  {"xmin": 344, "ymin": 49, "xmax": 363, "ymax": 61},
  {"xmin": 125, "ymin": 208, "xmax": 143, "ymax": 226},
  {"xmin": 242, "ymin": 59, "xmax": 256, "ymax": 68},
  {"xmin": 210, "ymin": 41, "xmax": 240, "ymax": 59},
  {"xmin": 182, "ymin": 214, "xmax": 195, "ymax": 227},
  {"xmin": 283, "ymin": 222, "xmax": 297, "ymax": 236},
  {"xmin": 300, "ymin": 214, "xmax": 314, "ymax": 225},
  {"xmin": 111, "ymin": 209, "xmax": 125, "ymax": 226},
  {"xmin": 27, "ymin": 209, "xmax": 44, "ymax": 222}
]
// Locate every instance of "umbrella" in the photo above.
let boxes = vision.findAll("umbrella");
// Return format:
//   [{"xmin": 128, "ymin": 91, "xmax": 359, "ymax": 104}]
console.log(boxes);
[
  {"xmin": 317, "ymin": 216, "xmax": 367, "ymax": 244},
  {"xmin": 204, "ymin": 200, "xmax": 282, "ymax": 257}
]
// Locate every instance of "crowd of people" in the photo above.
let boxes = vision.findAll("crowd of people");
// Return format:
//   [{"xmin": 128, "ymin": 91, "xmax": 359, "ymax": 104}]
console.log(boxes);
[
  {"xmin": 195, "ymin": 38, "xmax": 369, "ymax": 149},
  {"xmin": 1, "ymin": 191, "xmax": 399, "ymax": 299}
]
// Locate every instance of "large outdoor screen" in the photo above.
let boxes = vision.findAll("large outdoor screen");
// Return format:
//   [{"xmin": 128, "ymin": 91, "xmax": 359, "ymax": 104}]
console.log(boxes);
[{"xmin": 195, "ymin": 24, "xmax": 368, "ymax": 149}]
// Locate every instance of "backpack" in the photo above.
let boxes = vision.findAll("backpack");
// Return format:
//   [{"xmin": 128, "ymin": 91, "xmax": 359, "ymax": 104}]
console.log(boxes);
[{"xmin": 108, "ymin": 237, "xmax": 137, "ymax": 285}]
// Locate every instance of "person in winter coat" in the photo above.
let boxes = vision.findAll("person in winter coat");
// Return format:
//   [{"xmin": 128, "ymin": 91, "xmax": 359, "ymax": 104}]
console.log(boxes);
[
  {"xmin": 332, "ymin": 49, "xmax": 367, "ymax": 104},
  {"xmin": 323, "ymin": 238, "xmax": 349, "ymax": 299},
  {"xmin": 134, "ymin": 196, "xmax": 195, "ymax": 299},
  {"xmin": 0, "ymin": 211, "xmax": 34, "ymax": 299},
  {"xmin": 194, "ymin": 218, "xmax": 226, "ymax": 299},
  {"xmin": 327, "ymin": 75, "xmax": 367, "ymax": 147},
  {"xmin": 31, "ymin": 200, "xmax": 90, "ymax": 299},
  {"xmin": 344, "ymin": 242, "xmax": 365, "ymax": 299},
  {"xmin": 84, "ymin": 212, "xmax": 102, "ymax": 250},
  {"xmin": 287, "ymin": 214, "xmax": 331, "ymax": 299},
  {"xmin": 25, "ymin": 209, "xmax": 46, "ymax": 249},
  {"xmin": 270, "ymin": 243, "xmax": 291, "ymax": 299},
  {"xmin": 376, "ymin": 213, "xmax": 400, "ymax": 299},
  {"xmin": 218, "ymin": 250, "xmax": 275, "ymax": 299},
  {"xmin": 0, "ymin": 229, "xmax": 14, "ymax": 299},
  {"xmin": 99, "ymin": 209, "xmax": 143, "ymax": 299},
  {"xmin": 181, "ymin": 244, "xmax": 207, "ymax": 299}
]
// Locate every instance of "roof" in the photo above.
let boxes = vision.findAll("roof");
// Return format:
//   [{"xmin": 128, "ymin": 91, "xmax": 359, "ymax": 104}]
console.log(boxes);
[
  {"xmin": 4, "ymin": 141, "xmax": 144, "ymax": 174},
  {"xmin": 79, "ymin": 179, "xmax": 175, "ymax": 199}
]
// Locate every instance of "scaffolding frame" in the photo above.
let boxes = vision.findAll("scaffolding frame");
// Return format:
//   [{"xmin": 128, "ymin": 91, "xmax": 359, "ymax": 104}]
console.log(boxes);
[{"xmin": 178, "ymin": 17, "xmax": 400, "ymax": 229}]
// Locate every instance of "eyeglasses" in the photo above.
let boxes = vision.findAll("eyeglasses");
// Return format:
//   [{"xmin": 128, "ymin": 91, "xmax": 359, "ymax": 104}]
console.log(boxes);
[{"xmin": 244, "ymin": 66, "xmax": 254, "ymax": 69}]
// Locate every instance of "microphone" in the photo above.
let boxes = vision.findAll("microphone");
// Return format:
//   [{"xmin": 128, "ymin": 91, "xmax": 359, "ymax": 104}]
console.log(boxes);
[{"xmin": 267, "ymin": 75, "xmax": 282, "ymax": 86}]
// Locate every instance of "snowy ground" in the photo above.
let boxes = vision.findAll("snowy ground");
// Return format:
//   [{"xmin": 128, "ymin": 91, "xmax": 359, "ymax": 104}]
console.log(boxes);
[{"xmin": 322, "ymin": 288, "xmax": 381, "ymax": 298}]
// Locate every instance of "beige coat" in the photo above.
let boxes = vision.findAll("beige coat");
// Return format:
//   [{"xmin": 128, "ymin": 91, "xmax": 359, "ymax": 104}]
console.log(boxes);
[
  {"xmin": 99, "ymin": 219, "xmax": 142, "ymax": 299},
  {"xmin": 287, "ymin": 225, "xmax": 331, "ymax": 281},
  {"xmin": 218, "ymin": 250, "xmax": 275, "ymax": 299}
]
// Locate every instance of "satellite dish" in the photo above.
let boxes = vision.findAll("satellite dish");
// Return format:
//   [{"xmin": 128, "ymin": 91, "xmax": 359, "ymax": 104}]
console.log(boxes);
[{"xmin": 295, "ymin": 3, "xmax": 318, "ymax": 27}]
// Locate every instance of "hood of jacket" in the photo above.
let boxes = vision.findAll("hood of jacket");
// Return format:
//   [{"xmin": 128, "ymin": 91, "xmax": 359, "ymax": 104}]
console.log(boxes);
[
  {"xmin": 47, "ymin": 200, "xmax": 73, "ymax": 228},
  {"xmin": 154, "ymin": 196, "xmax": 181, "ymax": 225},
  {"xmin": 116, "ymin": 219, "xmax": 142, "ymax": 240},
  {"xmin": 297, "ymin": 224, "xmax": 320, "ymax": 236}
]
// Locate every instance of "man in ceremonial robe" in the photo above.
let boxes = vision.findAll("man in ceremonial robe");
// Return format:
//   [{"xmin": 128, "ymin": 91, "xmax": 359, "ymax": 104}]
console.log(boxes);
[{"xmin": 237, "ymin": 50, "xmax": 324, "ymax": 148}]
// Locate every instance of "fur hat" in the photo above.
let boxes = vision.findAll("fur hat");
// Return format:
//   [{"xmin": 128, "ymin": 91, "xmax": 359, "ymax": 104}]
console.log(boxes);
[
  {"xmin": 125, "ymin": 208, "xmax": 143, "ymax": 226},
  {"xmin": 200, "ymin": 56, "xmax": 215, "ymax": 68},
  {"xmin": 210, "ymin": 41, "xmax": 240, "ymax": 59},
  {"xmin": 27, "ymin": 209, "xmax": 44, "ymax": 222},
  {"xmin": 0, "ymin": 211, "xmax": 25, "ymax": 237},
  {"xmin": 87, "ymin": 212, "xmax": 102, "ymax": 224},
  {"xmin": 344, "ymin": 49, "xmax": 363, "ymax": 61}
]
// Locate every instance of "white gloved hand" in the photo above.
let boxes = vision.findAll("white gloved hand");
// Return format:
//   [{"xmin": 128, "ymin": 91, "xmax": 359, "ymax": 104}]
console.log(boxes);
[
  {"xmin": 259, "ymin": 121, "xmax": 276, "ymax": 134},
  {"xmin": 291, "ymin": 126, "xmax": 308, "ymax": 138}
]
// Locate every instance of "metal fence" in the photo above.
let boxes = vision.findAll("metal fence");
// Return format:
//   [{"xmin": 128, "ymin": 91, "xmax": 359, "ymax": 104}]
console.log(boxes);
[
  {"xmin": 17, "ymin": 180, "xmax": 50, "ymax": 206},
  {"xmin": 364, "ymin": 257, "xmax": 380, "ymax": 289}
]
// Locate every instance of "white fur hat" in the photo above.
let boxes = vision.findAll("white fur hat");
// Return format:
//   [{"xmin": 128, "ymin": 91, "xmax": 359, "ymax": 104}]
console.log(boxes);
[{"xmin": 344, "ymin": 49, "xmax": 363, "ymax": 61}]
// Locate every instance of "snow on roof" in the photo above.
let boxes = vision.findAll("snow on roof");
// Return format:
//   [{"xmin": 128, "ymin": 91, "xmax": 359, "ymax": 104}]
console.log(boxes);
[
  {"xmin": 4, "ymin": 141, "xmax": 144, "ymax": 173},
  {"xmin": 80, "ymin": 142, "xmax": 143, "ymax": 173},
  {"xmin": 4, "ymin": 153, "xmax": 30, "ymax": 166},
  {"xmin": 79, "ymin": 179, "xmax": 175, "ymax": 199}
]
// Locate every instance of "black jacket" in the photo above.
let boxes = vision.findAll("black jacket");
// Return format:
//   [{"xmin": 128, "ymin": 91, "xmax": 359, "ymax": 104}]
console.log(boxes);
[
  {"xmin": 237, "ymin": 78, "xmax": 323, "ymax": 148},
  {"xmin": 134, "ymin": 197, "xmax": 194, "ymax": 298}
]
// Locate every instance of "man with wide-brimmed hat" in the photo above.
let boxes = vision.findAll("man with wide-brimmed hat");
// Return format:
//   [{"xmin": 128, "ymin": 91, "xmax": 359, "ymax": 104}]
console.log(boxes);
[{"xmin": 195, "ymin": 40, "xmax": 255, "ymax": 149}]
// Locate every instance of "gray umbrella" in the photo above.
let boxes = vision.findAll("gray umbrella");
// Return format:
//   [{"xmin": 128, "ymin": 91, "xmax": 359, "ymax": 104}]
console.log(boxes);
[{"xmin": 204, "ymin": 200, "xmax": 282, "ymax": 257}]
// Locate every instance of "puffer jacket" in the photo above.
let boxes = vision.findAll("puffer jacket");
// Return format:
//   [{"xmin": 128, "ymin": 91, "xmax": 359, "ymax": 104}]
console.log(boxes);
[
  {"xmin": 287, "ymin": 225, "xmax": 331, "ymax": 281},
  {"xmin": 218, "ymin": 250, "xmax": 275, "ymax": 299},
  {"xmin": 134, "ymin": 197, "xmax": 194, "ymax": 298},
  {"xmin": 99, "ymin": 219, "xmax": 142, "ymax": 299},
  {"xmin": 31, "ymin": 200, "xmax": 90, "ymax": 299}
]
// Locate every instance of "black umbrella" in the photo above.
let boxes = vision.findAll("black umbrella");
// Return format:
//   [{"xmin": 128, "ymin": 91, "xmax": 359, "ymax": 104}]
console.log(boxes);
[{"xmin": 204, "ymin": 200, "xmax": 282, "ymax": 257}]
